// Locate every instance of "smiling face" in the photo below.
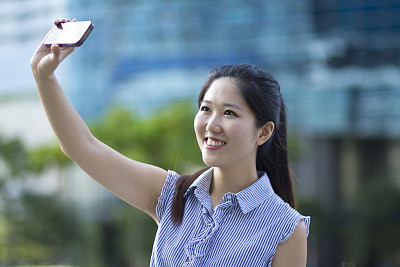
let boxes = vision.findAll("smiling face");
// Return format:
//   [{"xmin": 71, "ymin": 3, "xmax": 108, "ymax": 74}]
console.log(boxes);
[{"xmin": 194, "ymin": 77, "xmax": 266, "ymax": 173}]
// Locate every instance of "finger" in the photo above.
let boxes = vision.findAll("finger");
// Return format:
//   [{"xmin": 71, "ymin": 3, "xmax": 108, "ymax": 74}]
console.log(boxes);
[
  {"xmin": 72, "ymin": 18, "xmax": 77, "ymax": 22},
  {"xmin": 60, "ymin": 46, "xmax": 75, "ymax": 55},
  {"xmin": 67, "ymin": 47, "xmax": 75, "ymax": 56},
  {"xmin": 55, "ymin": 18, "xmax": 66, "ymax": 24},
  {"xmin": 57, "ymin": 46, "xmax": 75, "ymax": 62},
  {"xmin": 51, "ymin": 44, "xmax": 61, "ymax": 58},
  {"xmin": 54, "ymin": 19, "xmax": 64, "ymax": 28}
]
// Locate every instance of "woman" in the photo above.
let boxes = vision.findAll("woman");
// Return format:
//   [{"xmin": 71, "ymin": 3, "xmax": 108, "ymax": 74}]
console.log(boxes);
[{"xmin": 31, "ymin": 19, "xmax": 309, "ymax": 266}]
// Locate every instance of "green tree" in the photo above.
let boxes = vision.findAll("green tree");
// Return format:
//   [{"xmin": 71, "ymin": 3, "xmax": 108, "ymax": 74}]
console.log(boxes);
[
  {"xmin": 345, "ymin": 178, "xmax": 400, "ymax": 266},
  {"xmin": 28, "ymin": 101, "xmax": 204, "ymax": 174},
  {"xmin": 89, "ymin": 101, "xmax": 203, "ymax": 172},
  {"xmin": 298, "ymin": 177, "xmax": 400, "ymax": 267},
  {"xmin": 0, "ymin": 134, "xmax": 80, "ymax": 266}
]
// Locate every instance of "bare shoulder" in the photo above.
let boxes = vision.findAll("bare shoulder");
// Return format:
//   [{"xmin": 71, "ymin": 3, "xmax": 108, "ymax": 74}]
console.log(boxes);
[{"xmin": 271, "ymin": 219, "xmax": 307, "ymax": 267}]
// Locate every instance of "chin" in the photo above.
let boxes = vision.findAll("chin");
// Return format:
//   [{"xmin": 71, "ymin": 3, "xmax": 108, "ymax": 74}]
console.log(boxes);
[
  {"xmin": 202, "ymin": 157, "xmax": 230, "ymax": 169},
  {"xmin": 202, "ymin": 156, "xmax": 220, "ymax": 168}
]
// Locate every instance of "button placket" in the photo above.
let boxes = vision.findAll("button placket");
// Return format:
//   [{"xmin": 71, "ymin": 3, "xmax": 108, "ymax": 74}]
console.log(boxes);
[
  {"xmin": 184, "ymin": 204, "xmax": 219, "ymax": 265},
  {"xmin": 213, "ymin": 193, "xmax": 237, "ymax": 226}
]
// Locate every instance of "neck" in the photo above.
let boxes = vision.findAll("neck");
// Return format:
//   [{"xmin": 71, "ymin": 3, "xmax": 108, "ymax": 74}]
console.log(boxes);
[{"xmin": 210, "ymin": 166, "xmax": 259, "ymax": 197}]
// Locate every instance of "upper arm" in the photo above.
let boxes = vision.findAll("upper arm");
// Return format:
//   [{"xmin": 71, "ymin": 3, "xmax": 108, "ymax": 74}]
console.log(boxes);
[
  {"xmin": 271, "ymin": 219, "xmax": 308, "ymax": 267},
  {"xmin": 69, "ymin": 136, "xmax": 168, "ymax": 221}
]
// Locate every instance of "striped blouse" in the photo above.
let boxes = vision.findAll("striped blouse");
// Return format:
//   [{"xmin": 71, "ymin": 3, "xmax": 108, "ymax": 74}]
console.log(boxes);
[{"xmin": 150, "ymin": 168, "xmax": 310, "ymax": 267}]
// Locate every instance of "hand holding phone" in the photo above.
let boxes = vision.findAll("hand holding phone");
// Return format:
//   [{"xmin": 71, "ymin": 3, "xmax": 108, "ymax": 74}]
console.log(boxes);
[
  {"xmin": 31, "ymin": 19, "xmax": 92, "ymax": 77},
  {"xmin": 44, "ymin": 20, "xmax": 94, "ymax": 47}
]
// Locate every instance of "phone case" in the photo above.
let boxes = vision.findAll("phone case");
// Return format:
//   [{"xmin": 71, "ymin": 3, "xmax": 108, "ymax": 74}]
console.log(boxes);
[{"xmin": 44, "ymin": 21, "xmax": 95, "ymax": 48}]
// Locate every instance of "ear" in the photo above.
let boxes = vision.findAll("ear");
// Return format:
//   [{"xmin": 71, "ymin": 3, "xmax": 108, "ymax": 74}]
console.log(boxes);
[{"xmin": 256, "ymin": 121, "xmax": 275, "ymax": 146}]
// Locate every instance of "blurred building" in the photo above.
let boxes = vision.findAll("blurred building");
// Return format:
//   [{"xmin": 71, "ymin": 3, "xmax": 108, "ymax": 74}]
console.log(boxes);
[
  {"xmin": 0, "ymin": 0, "xmax": 71, "ymax": 96},
  {"xmin": 68, "ymin": 0, "xmax": 314, "ymax": 117},
  {"xmin": 0, "ymin": 0, "xmax": 69, "ymax": 147}
]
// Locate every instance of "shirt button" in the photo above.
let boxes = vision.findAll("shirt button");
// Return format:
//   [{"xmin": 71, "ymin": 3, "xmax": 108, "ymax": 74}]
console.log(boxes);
[{"xmin": 226, "ymin": 195, "xmax": 232, "ymax": 201}]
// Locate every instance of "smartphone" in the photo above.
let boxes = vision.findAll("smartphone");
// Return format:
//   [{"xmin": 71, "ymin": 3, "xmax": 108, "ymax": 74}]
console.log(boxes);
[{"xmin": 44, "ymin": 21, "xmax": 94, "ymax": 47}]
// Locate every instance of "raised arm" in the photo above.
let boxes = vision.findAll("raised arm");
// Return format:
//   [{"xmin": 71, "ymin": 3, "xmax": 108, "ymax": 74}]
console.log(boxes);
[{"xmin": 30, "ymin": 19, "xmax": 167, "ymax": 221}]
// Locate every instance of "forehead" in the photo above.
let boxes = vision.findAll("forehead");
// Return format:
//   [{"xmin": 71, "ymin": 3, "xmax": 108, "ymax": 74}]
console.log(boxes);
[{"xmin": 203, "ymin": 78, "xmax": 246, "ymax": 105}]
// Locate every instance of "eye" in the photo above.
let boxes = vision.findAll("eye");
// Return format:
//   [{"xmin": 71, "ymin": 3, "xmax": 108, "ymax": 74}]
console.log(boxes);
[
  {"xmin": 200, "ymin": 106, "xmax": 210, "ymax": 112},
  {"xmin": 224, "ymin": 110, "xmax": 236, "ymax": 116}
]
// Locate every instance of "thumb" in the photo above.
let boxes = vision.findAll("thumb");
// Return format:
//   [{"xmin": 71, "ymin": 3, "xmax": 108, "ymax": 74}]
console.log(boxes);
[
  {"xmin": 51, "ymin": 44, "xmax": 61, "ymax": 61},
  {"xmin": 51, "ymin": 44, "xmax": 75, "ymax": 63}
]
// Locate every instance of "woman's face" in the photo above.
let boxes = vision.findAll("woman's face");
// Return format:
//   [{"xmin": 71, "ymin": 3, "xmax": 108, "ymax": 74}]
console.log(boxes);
[{"xmin": 194, "ymin": 77, "xmax": 264, "ymax": 172}]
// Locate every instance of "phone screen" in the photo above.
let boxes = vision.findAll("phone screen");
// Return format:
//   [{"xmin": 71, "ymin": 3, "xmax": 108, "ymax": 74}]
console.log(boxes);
[{"xmin": 44, "ymin": 21, "xmax": 94, "ymax": 47}]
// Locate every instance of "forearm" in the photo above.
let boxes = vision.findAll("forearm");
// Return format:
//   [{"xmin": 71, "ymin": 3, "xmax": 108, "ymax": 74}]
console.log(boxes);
[{"xmin": 34, "ymin": 73, "xmax": 94, "ymax": 159}]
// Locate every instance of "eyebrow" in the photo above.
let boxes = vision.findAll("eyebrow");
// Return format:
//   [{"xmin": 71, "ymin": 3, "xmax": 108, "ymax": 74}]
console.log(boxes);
[{"xmin": 201, "ymin": 100, "xmax": 243, "ymax": 111}]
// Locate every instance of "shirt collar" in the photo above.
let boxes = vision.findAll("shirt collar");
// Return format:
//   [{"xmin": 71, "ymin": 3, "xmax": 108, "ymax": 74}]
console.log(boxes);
[
  {"xmin": 184, "ymin": 168, "xmax": 275, "ymax": 214},
  {"xmin": 184, "ymin": 167, "xmax": 213, "ymax": 199},
  {"xmin": 235, "ymin": 172, "xmax": 275, "ymax": 213}
]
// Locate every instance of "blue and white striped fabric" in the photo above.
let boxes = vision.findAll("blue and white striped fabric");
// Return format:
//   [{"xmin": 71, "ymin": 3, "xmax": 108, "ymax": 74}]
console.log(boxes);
[{"xmin": 150, "ymin": 168, "xmax": 310, "ymax": 267}]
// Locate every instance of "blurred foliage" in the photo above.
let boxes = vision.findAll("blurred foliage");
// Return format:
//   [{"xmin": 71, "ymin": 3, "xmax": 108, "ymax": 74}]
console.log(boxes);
[
  {"xmin": 89, "ymin": 101, "xmax": 203, "ymax": 172},
  {"xmin": 299, "ymin": 178, "xmax": 400, "ymax": 267},
  {"xmin": 0, "ymin": 134, "xmax": 80, "ymax": 266},
  {"xmin": 28, "ymin": 100, "xmax": 204, "ymax": 174},
  {"xmin": 28, "ymin": 145, "xmax": 69, "ymax": 174},
  {"xmin": 0, "ymin": 135, "xmax": 28, "ymax": 188},
  {"xmin": 0, "ymin": 193, "xmax": 80, "ymax": 265},
  {"xmin": 346, "ymin": 178, "xmax": 400, "ymax": 266}
]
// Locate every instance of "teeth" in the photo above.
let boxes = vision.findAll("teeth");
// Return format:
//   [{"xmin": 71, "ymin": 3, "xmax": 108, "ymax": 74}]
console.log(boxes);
[{"xmin": 207, "ymin": 138, "xmax": 224, "ymax": 146}]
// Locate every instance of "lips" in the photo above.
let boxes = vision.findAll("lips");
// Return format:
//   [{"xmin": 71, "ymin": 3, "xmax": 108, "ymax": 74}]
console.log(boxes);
[{"xmin": 205, "ymin": 137, "xmax": 226, "ymax": 148}]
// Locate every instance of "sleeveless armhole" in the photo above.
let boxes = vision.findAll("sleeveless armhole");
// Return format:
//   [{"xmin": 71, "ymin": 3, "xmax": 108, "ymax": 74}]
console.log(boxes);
[
  {"xmin": 155, "ymin": 170, "xmax": 179, "ymax": 223},
  {"xmin": 279, "ymin": 214, "xmax": 310, "ymax": 243}
]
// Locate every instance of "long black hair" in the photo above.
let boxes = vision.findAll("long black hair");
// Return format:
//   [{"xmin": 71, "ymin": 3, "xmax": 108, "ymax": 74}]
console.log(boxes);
[{"xmin": 171, "ymin": 63, "xmax": 295, "ymax": 225}]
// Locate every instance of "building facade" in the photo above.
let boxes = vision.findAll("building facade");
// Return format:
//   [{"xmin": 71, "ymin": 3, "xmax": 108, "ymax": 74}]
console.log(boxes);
[{"xmin": 0, "ymin": 0, "xmax": 70, "ymax": 146}]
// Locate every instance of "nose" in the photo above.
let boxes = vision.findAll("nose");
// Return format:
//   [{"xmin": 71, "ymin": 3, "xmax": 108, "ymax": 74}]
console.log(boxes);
[{"xmin": 205, "ymin": 114, "xmax": 222, "ymax": 133}]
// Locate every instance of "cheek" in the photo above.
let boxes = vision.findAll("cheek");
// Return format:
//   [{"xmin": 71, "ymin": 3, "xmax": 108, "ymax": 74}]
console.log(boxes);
[
  {"xmin": 230, "ymin": 122, "xmax": 259, "ymax": 145},
  {"xmin": 193, "ymin": 114, "xmax": 204, "ymax": 141}
]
